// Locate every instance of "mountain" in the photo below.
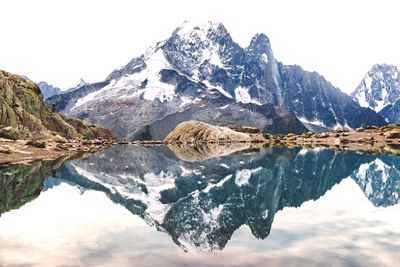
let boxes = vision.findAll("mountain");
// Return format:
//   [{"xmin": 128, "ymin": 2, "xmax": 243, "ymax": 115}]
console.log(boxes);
[
  {"xmin": 45, "ymin": 145, "xmax": 398, "ymax": 251},
  {"xmin": 37, "ymin": 78, "xmax": 89, "ymax": 100},
  {"xmin": 37, "ymin": 81, "xmax": 63, "ymax": 99},
  {"xmin": 47, "ymin": 21, "xmax": 385, "ymax": 139},
  {"xmin": 0, "ymin": 70, "xmax": 114, "ymax": 140},
  {"xmin": 351, "ymin": 64, "xmax": 400, "ymax": 123}
]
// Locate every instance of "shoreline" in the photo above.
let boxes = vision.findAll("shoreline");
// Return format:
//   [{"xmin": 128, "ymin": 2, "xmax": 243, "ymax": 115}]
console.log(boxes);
[
  {"xmin": 132, "ymin": 125, "xmax": 400, "ymax": 156},
  {"xmin": 2, "ymin": 124, "xmax": 400, "ymax": 165},
  {"xmin": 0, "ymin": 138, "xmax": 117, "ymax": 165}
]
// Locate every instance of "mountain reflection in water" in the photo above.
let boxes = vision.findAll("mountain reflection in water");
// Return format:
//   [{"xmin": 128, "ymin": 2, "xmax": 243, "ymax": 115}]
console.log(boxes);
[{"xmin": 1, "ymin": 144, "xmax": 399, "ymax": 255}]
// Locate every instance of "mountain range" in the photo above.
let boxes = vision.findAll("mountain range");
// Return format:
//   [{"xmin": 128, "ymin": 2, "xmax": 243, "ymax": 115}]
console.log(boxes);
[
  {"xmin": 44, "ymin": 21, "xmax": 387, "ymax": 140},
  {"xmin": 36, "ymin": 78, "xmax": 88, "ymax": 100}
]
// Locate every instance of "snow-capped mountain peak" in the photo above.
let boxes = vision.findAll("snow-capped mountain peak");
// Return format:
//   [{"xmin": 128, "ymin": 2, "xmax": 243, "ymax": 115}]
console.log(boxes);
[
  {"xmin": 174, "ymin": 20, "xmax": 225, "ymax": 41},
  {"xmin": 77, "ymin": 21, "xmax": 237, "ymax": 108},
  {"xmin": 163, "ymin": 20, "xmax": 233, "ymax": 80},
  {"xmin": 352, "ymin": 63, "xmax": 400, "ymax": 113}
]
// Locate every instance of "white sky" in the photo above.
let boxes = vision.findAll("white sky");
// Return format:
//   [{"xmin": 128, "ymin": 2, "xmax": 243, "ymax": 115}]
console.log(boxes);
[{"xmin": 1, "ymin": 0, "xmax": 399, "ymax": 93}]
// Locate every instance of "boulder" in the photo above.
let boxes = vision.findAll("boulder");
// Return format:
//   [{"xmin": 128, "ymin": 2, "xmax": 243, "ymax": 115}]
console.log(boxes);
[{"xmin": 165, "ymin": 121, "xmax": 252, "ymax": 143}]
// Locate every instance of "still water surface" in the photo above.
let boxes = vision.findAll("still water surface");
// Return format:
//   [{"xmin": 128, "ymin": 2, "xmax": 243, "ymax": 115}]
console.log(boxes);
[{"xmin": 0, "ymin": 144, "xmax": 400, "ymax": 266}]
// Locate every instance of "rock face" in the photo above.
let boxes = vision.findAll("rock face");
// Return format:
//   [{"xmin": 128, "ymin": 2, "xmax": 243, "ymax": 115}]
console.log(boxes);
[
  {"xmin": 47, "ymin": 21, "xmax": 384, "ymax": 139},
  {"xmin": 0, "ymin": 70, "xmax": 115, "ymax": 140},
  {"xmin": 380, "ymin": 101, "xmax": 400, "ymax": 124},
  {"xmin": 352, "ymin": 64, "xmax": 400, "ymax": 123},
  {"xmin": 281, "ymin": 65, "xmax": 385, "ymax": 131},
  {"xmin": 164, "ymin": 121, "xmax": 252, "ymax": 143}
]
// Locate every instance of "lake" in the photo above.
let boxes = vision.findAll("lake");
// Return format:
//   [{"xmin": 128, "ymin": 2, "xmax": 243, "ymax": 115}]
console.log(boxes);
[{"xmin": 1, "ymin": 144, "xmax": 399, "ymax": 267}]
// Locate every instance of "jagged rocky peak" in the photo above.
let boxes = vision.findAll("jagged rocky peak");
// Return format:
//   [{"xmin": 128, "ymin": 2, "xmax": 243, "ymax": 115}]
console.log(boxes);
[
  {"xmin": 163, "ymin": 20, "xmax": 239, "ymax": 78},
  {"xmin": 247, "ymin": 33, "xmax": 273, "ymax": 60},
  {"xmin": 173, "ymin": 20, "xmax": 228, "ymax": 41},
  {"xmin": 351, "ymin": 63, "xmax": 400, "ymax": 112},
  {"xmin": 105, "ymin": 54, "xmax": 147, "ymax": 82},
  {"xmin": 76, "ymin": 78, "xmax": 88, "ymax": 88},
  {"xmin": 107, "ymin": 21, "xmax": 233, "ymax": 82},
  {"xmin": 369, "ymin": 63, "xmax": 400, "ymax": 79},
  {"xmin": 37, "ymin": 81, "xmax": 62, "ymax": 99}
]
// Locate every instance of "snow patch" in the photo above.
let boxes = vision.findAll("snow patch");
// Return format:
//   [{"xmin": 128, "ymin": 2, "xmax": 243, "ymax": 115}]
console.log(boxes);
[
  {"xmin": 179, "ymin": 166, "xmax": 194, "ymax": 177},
  {"xmin": 364, "ymin": 73, "xmax": 373, "ymax": 92},
  {"xmin": 219, "ymin": 163, "xmax": 229, "ymax": 169},
  {"xmin": 219, "ymin": 104, "xmax": 229, "ymax": 110},
  {"xmin": 262, "ymin": 53, "xmax": 269, "ymax": 64},
  {"xmin": 203, "ymin": 80, "xmax": 232, "ymax": 98},
  {"xmin": 179, "ymin": 96, "xmax": 193, "ymax": 107},
  {"xmin": 234, "ymin": 168, "xmax": 262, "ymax": 187},
  {"xmin": 297, "ymin": 148, "xmax": 310, "ymax": 156},
  {"xmin": 262, "ymin": 209, "xmax": 269, "ymax": 220},
  {"xmin": 356, "ymin": 162, "xmax": 370, "ymax": 181},
  {"xmin": 298, "ymin": 117, "xmax": 327, "ymax": 128},
  {"xmin": 234, "ymin": 86, "xmax": 252, "ymax": 104},
  {"xmin": 374, "ymin": 89, "xmax": 388, "ymax": 112},
  {"xmin": 137, "ymin": 49, "xmax": 176, "ymax": 102},
  {"xmin": 235, "ymin": 169, "xmax": 252, "ymax": 186},
  {"xmin": 202, "ymin": 48, "xmax": 224, "ymax": 68},
  {"xmin": 209, "ymin": 204, "xmax": 224, "ymax": 220},
  {"xmin": 374, "ymin": 158, "xmax": 389, "ymax": 183},
  {"xmin": 203, "ymin": 174, "xmax": 233, "ymax": 193}
]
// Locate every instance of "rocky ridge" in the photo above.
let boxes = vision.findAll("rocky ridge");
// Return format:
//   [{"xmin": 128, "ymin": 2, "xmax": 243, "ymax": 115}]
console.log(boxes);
[
  {"xmin": 0, "ymin": 70, "xmax": 116, "ymax": 165},
  {"xmin": 0, "ymin": 70, "xmax": 114, "ymax": 141}
]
